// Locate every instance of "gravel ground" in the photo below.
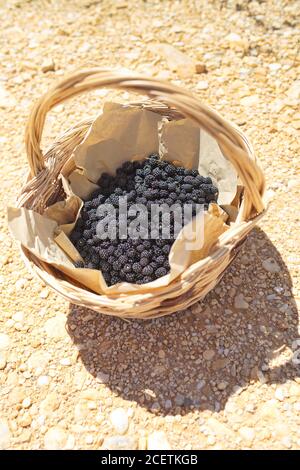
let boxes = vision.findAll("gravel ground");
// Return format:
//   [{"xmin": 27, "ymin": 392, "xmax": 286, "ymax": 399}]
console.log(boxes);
[{"xmin": 0, "ymin": 0, "xmax": 299, "ymax": 450}]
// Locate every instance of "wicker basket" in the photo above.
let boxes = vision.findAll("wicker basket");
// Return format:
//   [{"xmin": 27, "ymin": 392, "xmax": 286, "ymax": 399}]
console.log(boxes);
[{"xmin": 17, "ymin": 69, "xmax": 265, "ymax": 319}]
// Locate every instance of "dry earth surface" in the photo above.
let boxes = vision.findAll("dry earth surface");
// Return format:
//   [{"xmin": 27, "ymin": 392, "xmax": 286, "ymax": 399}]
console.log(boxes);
[{"xmin": 0, "ymin": 0, "xmax": 299, "ymax": 450}]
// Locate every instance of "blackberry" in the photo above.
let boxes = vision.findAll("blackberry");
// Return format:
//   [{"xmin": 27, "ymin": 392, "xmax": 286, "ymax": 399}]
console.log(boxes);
[
  {"xmin": 74, "ymin": 260, "xmax": 84, "ymax": 268},
  {"xmin": 77, "ymin": 239, "xmax": 85, "ymax": 248},
  {"xmin": 118, "ymin": 255, "xmax": 128, "ymax": 265},
  {"xmin": 142, "ymin": 265, "xmax": 153, "ymax": 276},
  {"xmin": 125, "ymin": 273, "xmax": 135, "ymax": 283},
  {"xmin": 160, "ymin": 189, "xmax": 169, "ymax": 198},
  {"xmin": 111, "ymin": 275, "xmax": 120, "ymax": 285},
  {"xmin": 155, "ymin": 267, "xmax": 167, "ymax": 277},
  {"xmin": 83, "ymin": 229, "xmax": 93, "ymax": 240},
  {"xmin": 169, "ymin": 192, "xmax": 178, "ymax": 200},
  {"xmin": 127, "ymin": 249, "xmax": 136, "ymax": 259},
  {"xmin": 140, "ymin": 257, "xmax": 149, "ymax": 267},
  {"xmin": 140, "ymin": 250, "xmax": 150, "ymax": 258},
  {"xmin": 100, "ymin": 260, "xmax": 110, "ymax": 272},
  {"xmin": 162, "ymin": 244, "xmax": 171, "ymax": 255},
  {"xmin": 182, "ymin": 184, "xmax": 193, "ymax": 192},
  {"xmin": 141, "ymin": 276, "xmax": 153, "ymax": 284},
  {"xmin": 183, "ymin": 176, "xmax": 194, "ymax": 184},
  {"xmin": 113, "ymin": 260, "xmax": 122, "ymax": 271},
  {"xmin": 132, "ymin": 262, "xmax": 142, "ymax": 273},
  {"xmin": 123, "ymin": 264, "xmax": 132, "ymax": 273},
  {"xmin": 203, "ymin": 176, "xmax": 212, "ymax": 184},
  {"xmin": 156, "ymin": 256, "xmax": 165, "ymax": 265},
  {"xmin": 152, "ymin": 167, "xmax": 162, "ymax": 178},
  {"xmin": 148, "ymin": 153, "xmax": 159, "ymax": 161},
  {"xmin": 70, "ymin": 231, "xmax": 81, "ymax": 242}
]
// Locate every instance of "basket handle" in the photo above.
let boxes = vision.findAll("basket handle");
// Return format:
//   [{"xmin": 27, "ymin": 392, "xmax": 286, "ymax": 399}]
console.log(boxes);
[{"xmin": 25, "ymin": 68, "xmax": 265, "ymax": 217}]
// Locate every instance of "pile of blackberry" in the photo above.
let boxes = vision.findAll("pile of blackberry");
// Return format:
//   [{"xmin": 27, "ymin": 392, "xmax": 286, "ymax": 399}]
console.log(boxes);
[{"xmin": 70, "ymin": 154, "xmax": 218, "ymax": 286}]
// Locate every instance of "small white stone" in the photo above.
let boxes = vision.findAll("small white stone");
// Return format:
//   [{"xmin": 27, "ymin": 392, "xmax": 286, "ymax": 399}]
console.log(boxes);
[
  {"xmin": 60, "ymin": 358, "xmax": 71, "ymax": 366},
  {"xmin": 0, "ymin": 352, "xmax": 7, "ymax": 370},
  {"xmin": 0, "ymin": 84, "xmax": 16, "ymax": 109},
  {"xmin": 0, "ymin": 333, "xmax": 10, "ymax": 350},
  {"xmin": 44, "ymin": 315, "xmax": 66, "ymax": 339},
  {"xmin": 22, "ymin": 397, "xmax": 31, "ymax": 409},
  {"xmin": 102, "ymin": 435, "xmax": 138, "ymax": 450},
  {"xmin": 147, "ymin": 431, "xmax": 171, "ymax": 450},
  {"xmin": 110, "ymin": 408, "xmax": 129, "ymax": 435},
  {"xmin": 0, "ymin": 419, "xmax": 11, "ymax": 449},
  {"xmin": 281, "ymin": 436, "xmax": 292, "ymax": 449},
  {"xmin": 268, "ymin": 63, "xmax": 281, "ymax": 71},
  {"xmin": 196, "ymin": 80, "xmax": 209, "ymax": 90},
  {"xmin": 41, "ymin": 59, "xmax": 55, "ymax": 73},
  {"xmin": 44, "ymin": 427, "xmax": 68, "ymax": 450},
  {"xmin": 239, "ymin": 426, "xmax": 255, "ymax": 443},
  {"xmin": 12, "ymin": 312, "xmax": 24, "ymax": 323},
  {"xmin": 85, "ymin": 435, "xmax": 94, "ymax": 445},
  {"xmin": 37, "ymin": 376, "xmax": 49, "ymax": 386},
  {"xmin": 275, "ymin": 388, "xmax": 285, "ymax": 401}
]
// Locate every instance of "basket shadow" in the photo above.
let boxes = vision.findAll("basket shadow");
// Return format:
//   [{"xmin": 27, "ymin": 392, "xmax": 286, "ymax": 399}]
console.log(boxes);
[{"xmin": 67, "ymin": 227, "xmax": 299, "ymax": 416}]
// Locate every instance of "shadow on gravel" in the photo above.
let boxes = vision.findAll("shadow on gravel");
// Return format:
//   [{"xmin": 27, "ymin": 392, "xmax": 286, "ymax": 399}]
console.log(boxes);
[{"xmin": 67, "ymin": 227, "xmax": 299, "ymax": 416}]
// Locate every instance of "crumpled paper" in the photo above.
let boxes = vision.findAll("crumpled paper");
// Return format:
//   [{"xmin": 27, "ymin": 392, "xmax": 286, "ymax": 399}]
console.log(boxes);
[{"xmin": 8, "ymin": 102, "xmax": 237, "ymax": 295}]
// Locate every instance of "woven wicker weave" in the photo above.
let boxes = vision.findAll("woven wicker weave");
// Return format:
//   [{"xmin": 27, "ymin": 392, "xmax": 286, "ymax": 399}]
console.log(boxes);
[{"xmin": 17, "ymin": 69, "xmax": 265, "ymax": 319}]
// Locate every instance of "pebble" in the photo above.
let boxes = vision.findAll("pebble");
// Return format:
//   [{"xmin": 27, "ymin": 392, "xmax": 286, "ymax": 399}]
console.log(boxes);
[
  {"xmin": 0, "ymin": 333, "xmax": 10, "ymax": 350},
  {"xmin": 96, "ymin": 372, "xmax": 110, "ymax": 383},
  {"xmin": 175, "ymin": 394, "xmax": 184, "ymax": 406},
  {"xmin": 110, "ymin": 408, "xmax": 129, "ymax": 434},
  {"xmin": 28, "ymin": 351, "xmax": 50, "ymax": 370},
  {"xmin": 44, "ymin": 315, "xmax": 67, "ymax": 339},
  {"xmin": 41, "ymin": 59, "xmax": 55, "ymax": 73},
  {"xmin": 195, "ymin": 63, "xmax": 207, "ymax": 74},
  {"xmin": 0, "ymin": 84, "xmax": 16, "ymax": 108},
  {"xmin": 275, "ymin": 388, "xmax": 285, "ymax": 401},
  {"xmin": 60, "ymin": 358, "xmax": 71, "ymax": 366},
  {"xmin": 196, "ymin": 80, "xmax": 209, "ymax": 90},
  {"xmin": 212, "ymin": 358, "xmax": 229, "ymax": 370},
  {"xmin": 239, "ymin": 426, "xmax": 255, "ymax": 443},
  {"xmin": 18, "ymin": 413, "xmax": 32, "ymax": 427},
  {"xmin": 158, "ymin": 349, "xmax": 165, "ymax": 359},
  {"xmin": 147, "ymin": 431, "xmax": 171, "ymax": 450},
  {"xmin": 203, "ymin": 349, "xmax": 215, "ymax": 360},
  {"xmin": 262, "ymin": 258, "xmax": 281, "ymax": 273},
  {"xmin": 226, "ymin": 32, "xmax": 248, "ymax": 51},
  {"xmin": 0, "ymin": 418, "xmax": 11, "ymax": 449},
  {"xmin": 85, "ymin": 435, "xmax": 94, "ymax": 445},
  {"xmin": 44, "ymin": 427, "xmax": 69, "ymax": 450},
  {"xmin": 234, "ymin": 294, "xmax": 249, "ymax": 309},
  {"xmin": 217, "ymin": 381, "xmax": 228, "ymax": 391},
  {"xmin": 37, "ymin": 376, "xmax": 49, "ymax": 386},
  {"xmin": 22, "ymin": 397, "xmax": 32, "ymax": 409},
  {"xmin": 102, "ymin": 435, "xmax": 138, "ymax": 450},
  {"xmin": 240, "ymin": 95, "xmax": 260, "ymax": 106},
  {"xmin": 0, "ymin": 352, "xmax": 7, "ymax": 369},
  {"xmin": 40, "ymin": 393, "xmax": 60, "ymax": 414}
]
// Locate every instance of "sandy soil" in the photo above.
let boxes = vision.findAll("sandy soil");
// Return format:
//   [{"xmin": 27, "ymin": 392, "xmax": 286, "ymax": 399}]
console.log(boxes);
[{"xmin": 0, "ymin": 0, "xmax": 299, "ymax": 450}]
